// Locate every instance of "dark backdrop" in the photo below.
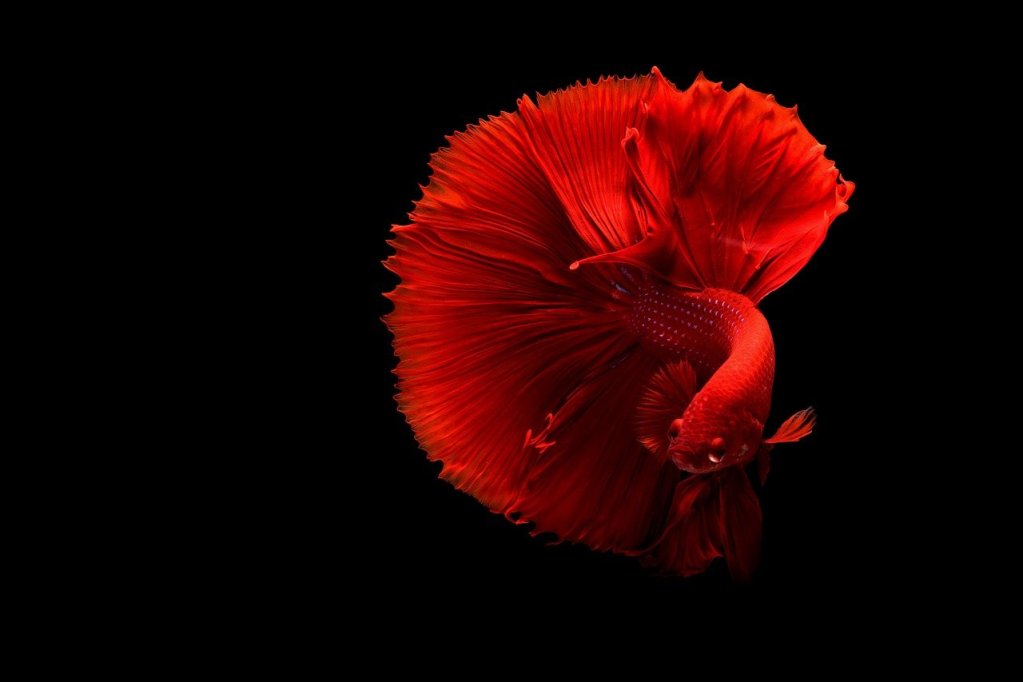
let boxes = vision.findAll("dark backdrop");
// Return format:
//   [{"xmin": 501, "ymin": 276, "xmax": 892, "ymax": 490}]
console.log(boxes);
[{"xmin": 341, "ymin": 43, "xmax": 941, "ymax": 621}]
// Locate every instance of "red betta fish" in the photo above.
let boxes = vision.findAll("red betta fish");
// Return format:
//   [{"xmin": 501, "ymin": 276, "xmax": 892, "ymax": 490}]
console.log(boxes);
[{"xmin": 385, "ymin": 69, "xmax": 853, "ymax": 580}]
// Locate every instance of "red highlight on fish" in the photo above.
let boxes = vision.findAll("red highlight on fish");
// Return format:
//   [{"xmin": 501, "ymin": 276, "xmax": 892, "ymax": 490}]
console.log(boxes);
[{"xmin": 385, "ymin": 69, "xmax": 853, "ymax": 580}]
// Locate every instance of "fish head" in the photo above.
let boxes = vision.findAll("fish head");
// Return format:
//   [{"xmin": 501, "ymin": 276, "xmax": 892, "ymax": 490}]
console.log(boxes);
[{"xmin": 668, "ymin": 406, "xmax": 764, "ymax": 474}]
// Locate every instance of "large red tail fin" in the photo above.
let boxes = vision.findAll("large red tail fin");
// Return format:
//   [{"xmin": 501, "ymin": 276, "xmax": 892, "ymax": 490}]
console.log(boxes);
[{"xmin": 574, "ymin": 69, "xmax": 853, "ymax": 303}]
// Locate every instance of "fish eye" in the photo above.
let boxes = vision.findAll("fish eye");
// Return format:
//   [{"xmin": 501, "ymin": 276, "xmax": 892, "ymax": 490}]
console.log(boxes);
[
  {"xmin": 668, "ymin": 418, "xmax": 684, "ymax": 442},
  {"xmin": 708, "ymin": 436, "xmax": 726, "ymax": 463}
]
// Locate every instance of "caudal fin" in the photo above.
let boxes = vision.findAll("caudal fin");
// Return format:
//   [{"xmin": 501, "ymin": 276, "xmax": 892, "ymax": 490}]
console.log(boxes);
[{"xmin": 573, "ymin": 70, "xmax": 853, "ymax": 303}]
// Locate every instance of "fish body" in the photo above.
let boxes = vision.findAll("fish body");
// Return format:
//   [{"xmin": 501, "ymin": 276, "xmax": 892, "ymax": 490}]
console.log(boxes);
[
  {"xmin": 386, "ymin": 69, "xmax": 852, "ymax": 579},
  {"xmin": 629, "ymin": 284, "xmax": 772, "ymax": 474}
]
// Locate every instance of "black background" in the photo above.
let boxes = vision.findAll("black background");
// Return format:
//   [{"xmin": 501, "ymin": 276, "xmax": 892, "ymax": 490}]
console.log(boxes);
[{"xmin": 337, "ymin": 39, "xmax": 950, "ymax": 623}]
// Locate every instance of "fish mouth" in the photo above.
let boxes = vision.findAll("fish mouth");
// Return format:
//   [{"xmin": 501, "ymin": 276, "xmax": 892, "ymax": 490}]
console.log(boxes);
[
  {"xmin": 668, "ymin": 445, "xmax": 714, "ymax": 474},
  {"xmin": 669, "ymin": 441, "xmax": 734, "ymax": 474}
]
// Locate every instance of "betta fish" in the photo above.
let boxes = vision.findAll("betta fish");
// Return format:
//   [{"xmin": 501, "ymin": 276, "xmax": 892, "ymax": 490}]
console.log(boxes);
[{"xmin": 385, "ymin": 68, "xmax": 853, "ymax": 580}]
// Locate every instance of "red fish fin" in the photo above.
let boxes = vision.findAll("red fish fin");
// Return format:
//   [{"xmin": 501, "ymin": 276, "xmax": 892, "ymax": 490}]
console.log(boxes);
[
  {"xmin": 502, "ymin": 345, "xmax": 683, "ymax": 551},
  {"xmin": 568, "ymin": 127, "xmax": 704, "ymax": 291},
  {"xmin": 584, "ymin": 70, "xmax": 854, "ymax": 302},
  {"xmin": 757, "ymin": 408, "xmax": 814, "ymax": 484},
  {"xmin": 764, "ymin": 408, "xmax": 816, "ymax": 444},
  {"xmin": 388, "ymin": 77, "xmax": 690, "ymax": 556},
  {"xmin": 716, "ymin": 467, "xmax": 763, "ymax": 582},
  {"xmin": 632, "ymin": 474, "xmax": 721, "ymax": 576},
  {"xmin": 517, "ymin": 77, "xmax": 656, "ymax": 259},
  {"xmin": 634, "ymin": 360, "xmax": 698, "ymax": 460},
  {"xmin": 637, "ymin": 467, "xmax": 762, "ymax": 581}
]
